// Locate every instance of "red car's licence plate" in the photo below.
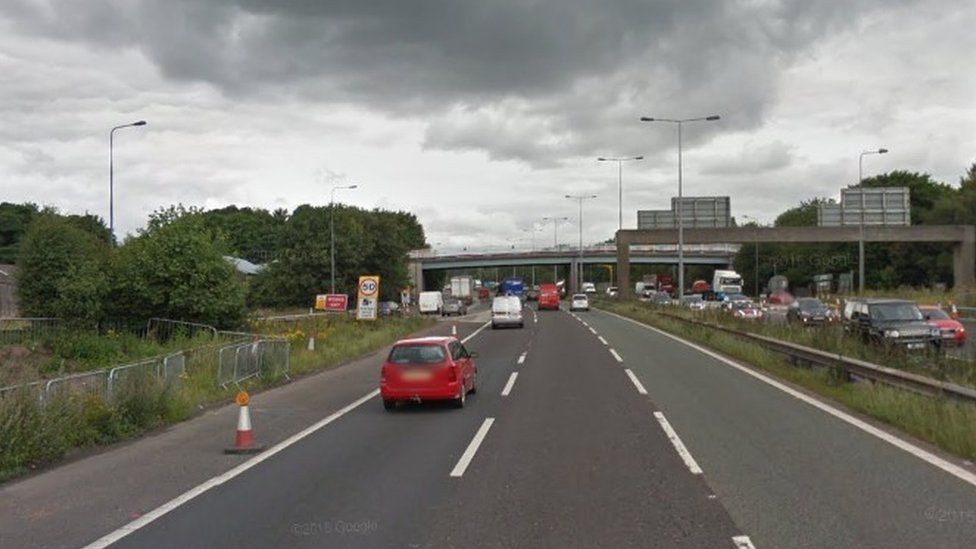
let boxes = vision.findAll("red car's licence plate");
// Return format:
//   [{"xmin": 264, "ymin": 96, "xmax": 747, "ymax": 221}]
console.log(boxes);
[{"xmin": 400, "ymin": 370, "xmax": 433, "ymax": 381}]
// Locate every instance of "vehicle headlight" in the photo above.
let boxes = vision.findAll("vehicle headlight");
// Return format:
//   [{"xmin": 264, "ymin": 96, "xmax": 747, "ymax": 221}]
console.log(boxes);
[{"xmin": 884, "ymin": 329, "xmax": 900, "ymax": 338}]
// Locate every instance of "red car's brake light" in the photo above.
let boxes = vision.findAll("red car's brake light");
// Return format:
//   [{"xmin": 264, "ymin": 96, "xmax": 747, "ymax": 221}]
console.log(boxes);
[{"xmin": 445, "ymin": 363, "xmax": 457, "ymax": 382}]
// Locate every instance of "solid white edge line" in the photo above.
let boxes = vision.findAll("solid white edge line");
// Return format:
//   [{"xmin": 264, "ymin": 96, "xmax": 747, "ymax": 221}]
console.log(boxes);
[
  {"xmin": 501, "ymin": 372, "xmax": 519, "ymax": 396},
  {"xmin": 625, "ymin": 368, "xmax": 648, "ymax": 395},
  {"xmin": 87, "ymin": 320, "xmax": 496, "ymax": 548},
  {"xmin": 732, "ymin": 535, "xmax": 757, "ymax": 549},
  {"xmin": 609, "ymin": 348, "xmax": 623, "ymax": 362},
  {"xmin": 654, "ymin": 411, "xmax": 703, "ymax": 475},
  {"xmin": 450, "ymin": 417, "xmax": 495, "ymax": 477},
  {"xmin": 83, "ymin": 389, "xmax": 380, "ymax": 549},
  {"xmin": 599, "ymin": 308, "xmax": 976, "ymax": 489},
  {"xmin": 598, "ymin": 336, "xmax": 608, "ymax": 346}
]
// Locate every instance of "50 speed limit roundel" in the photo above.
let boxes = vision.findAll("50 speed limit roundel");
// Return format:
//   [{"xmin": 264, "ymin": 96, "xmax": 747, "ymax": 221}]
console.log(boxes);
[{"xmin": 359, "ymin": 278, "xmax": 378, "ymax": 296}]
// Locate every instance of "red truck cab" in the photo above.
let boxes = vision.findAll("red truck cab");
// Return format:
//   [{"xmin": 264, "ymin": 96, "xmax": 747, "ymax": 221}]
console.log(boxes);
[{"xmin": 538, "ymin": 283, "xmax": 560, "ymax": 310}]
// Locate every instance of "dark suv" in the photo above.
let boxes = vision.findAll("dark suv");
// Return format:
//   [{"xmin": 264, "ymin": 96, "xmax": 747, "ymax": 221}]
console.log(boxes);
[{"xmin": 843, "ymin": 298, "xmax": 940, "ymax": 350}]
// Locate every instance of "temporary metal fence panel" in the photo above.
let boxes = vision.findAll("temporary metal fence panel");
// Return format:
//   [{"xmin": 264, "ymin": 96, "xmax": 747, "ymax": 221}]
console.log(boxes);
[
  {"xmin": 162, "ymin": 352, "xmax": 186, "ymax": 383},
  {"xmin": 218, "ymin": 339, "xmax": 290, "ymax": 389},
  {"xmin": 44, "ymin": 370, "xmax": 110, "ymax": 402},
  {"xmin": 0, "ymin": 318, "xmax": 62, "ymax": 346},
  {"xmin": 107, "ymin": 359, "xmax": 158, "ymax": 401},
  {"xmin": 147, "ymin": 318, "xmax": 218, "ymax": 342},
  {"xmin": 0, "ymin": 380, "xmax": 43, "ymax": 400}
]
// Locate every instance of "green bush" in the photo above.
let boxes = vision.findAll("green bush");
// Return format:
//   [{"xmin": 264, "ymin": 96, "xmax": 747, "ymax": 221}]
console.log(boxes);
[
  {"xmin": 108, "ymin": 209, "xmax": 247, "ymax": 329},
  {"xmin": 15, "ymin": 214, "xmax": 109, "ymax": 319}
]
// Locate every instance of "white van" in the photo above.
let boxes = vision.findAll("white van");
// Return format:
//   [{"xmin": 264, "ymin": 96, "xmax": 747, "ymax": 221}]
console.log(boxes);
[
  {"xmin": 418, "ymin": 291, "xmax": 444, "ymax": 315},
  {"xmin": 491, "ymin": 296, "xmax": 524, "ymax": 329}
]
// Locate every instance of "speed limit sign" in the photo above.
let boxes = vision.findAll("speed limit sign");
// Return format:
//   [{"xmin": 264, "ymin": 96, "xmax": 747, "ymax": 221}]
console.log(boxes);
[
  {"xmin": 357, "ymin": 275, "xmax": 380, "ymax": 320},
  {"xmin": 359, "ymin": 278, "xmax": 378, "ymax": 296}
]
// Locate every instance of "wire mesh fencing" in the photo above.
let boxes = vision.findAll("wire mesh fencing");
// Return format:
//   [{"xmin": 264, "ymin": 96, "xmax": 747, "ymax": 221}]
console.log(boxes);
[
  {"xmin": 0, "ymin": 317, "xmax": 62, "ymax": 346},
  {"xmin": 217, "ymin": 338, "xmax": 290, "ymax": 389},
  {"xmin": 1, "ymin": 317, "xmax": 291, "ymax": 405}
]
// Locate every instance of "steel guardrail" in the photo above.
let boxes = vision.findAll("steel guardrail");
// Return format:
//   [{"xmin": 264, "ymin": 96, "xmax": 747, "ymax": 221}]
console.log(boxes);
[{"xmin": 656, "ymin": 311, "xmax": 976, "ymax": 404}]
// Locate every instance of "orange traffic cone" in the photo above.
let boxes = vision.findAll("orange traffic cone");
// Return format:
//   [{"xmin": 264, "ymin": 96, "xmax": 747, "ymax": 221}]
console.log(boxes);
[{"xmin": 225, "ymin": 391, "xmax": 265, "ymax": 454}]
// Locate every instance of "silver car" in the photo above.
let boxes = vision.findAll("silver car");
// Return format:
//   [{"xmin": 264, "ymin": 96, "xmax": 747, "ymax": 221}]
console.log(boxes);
[
  {"xmin": 570, "ymin": 293, "xmax": 590, "ymax": 312},
  {"xmin": 442, "ymin": 298, "xmax": 468, "ymax": 316}
]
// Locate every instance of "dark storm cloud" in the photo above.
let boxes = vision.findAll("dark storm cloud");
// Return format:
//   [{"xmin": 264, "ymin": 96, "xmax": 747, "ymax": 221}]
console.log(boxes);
[{"xmin": 1, "ymin": 0, "xmax": 911, "ymax": 166}]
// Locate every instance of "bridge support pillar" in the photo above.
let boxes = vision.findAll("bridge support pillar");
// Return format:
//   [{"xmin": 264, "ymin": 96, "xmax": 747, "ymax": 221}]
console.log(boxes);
[
  {"xmin": 617, "ymin": 232, "xmax": 632, "ymax": 299},
  {"xmin": 408, "ymin": 259, "xmax": 424, "ymax": 293},
  {"xmin": 569, "ymin": 258, "xmax": 579, "ymax": 293},
  {"xmin": 953, "ymin": 226, "xmax": 975, "ymax": 290}
]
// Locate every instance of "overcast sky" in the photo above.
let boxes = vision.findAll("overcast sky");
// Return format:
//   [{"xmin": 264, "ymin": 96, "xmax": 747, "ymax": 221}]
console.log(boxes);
[{"xmin": 1, "ymin": 0, "xmax": 973, "ymax": 252}]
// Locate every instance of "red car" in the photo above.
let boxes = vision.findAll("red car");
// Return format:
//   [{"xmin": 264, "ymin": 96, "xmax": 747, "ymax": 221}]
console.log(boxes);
[
  {"xmin": 380, "ymin": 336, "xmax": 478, "ymax": 410},
  {"xmin": 767, "ymin": 291, "xmax": 795, "ymax": 306},
  {"xmin": 538, "ymin": 283, "xmax": 560, "ymax": 310},
  {"xmin": 919, "ymin": 305, "xmax": 967, "ymax": 347},
  {"xmin": 733, "ymin": 304, "xmax": 763, "ymax": 320}
]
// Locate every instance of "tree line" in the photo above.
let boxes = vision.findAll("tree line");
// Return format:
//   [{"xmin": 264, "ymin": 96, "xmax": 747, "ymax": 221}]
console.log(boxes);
[
  {"xmin": 732, "ymin": 162, "xmax": 976, "ymax": 293},
  {"xmin": 12, "ymin": 203, "xmax": 426, "ymax": 328}
]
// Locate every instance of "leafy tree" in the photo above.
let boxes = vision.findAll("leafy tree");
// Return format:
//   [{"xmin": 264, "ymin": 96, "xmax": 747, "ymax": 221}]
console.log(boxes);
[
  {"xmin": 15, "ymin": 214, "xmax": 109, "ymax": 318},
  {"xmin": 250, "ymin": 204, "xmax": 426, "ymax": 307},
  {"xmin": 199, "ymin": 206, "xmax": 285, "ymax": 264},
  {"xmin": 107, "ymin": 210, "xmax": 246, "ymax": 328},
  {"xmin": 0, "ymin": 202, "xmax": 39, "ymax": 264}
]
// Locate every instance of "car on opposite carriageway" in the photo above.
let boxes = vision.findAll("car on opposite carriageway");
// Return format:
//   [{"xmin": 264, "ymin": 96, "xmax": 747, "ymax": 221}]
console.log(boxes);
[
  {"xmin": 380, "ymin": 336, "xmax": 478, "ymax": 410},
  {"xmin": 570, "ymin": 293, "xmax": 589, "ymax": 312}
]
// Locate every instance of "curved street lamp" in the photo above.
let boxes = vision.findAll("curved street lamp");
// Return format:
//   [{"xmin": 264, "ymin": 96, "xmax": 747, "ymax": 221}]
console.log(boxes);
[
  {"xmin": 109, "ymin": 120, "xmax": 147, "ymax": 244},
  {"xmin": 640, "ymin": 115, "xmax": 720, "ymax": 299}
]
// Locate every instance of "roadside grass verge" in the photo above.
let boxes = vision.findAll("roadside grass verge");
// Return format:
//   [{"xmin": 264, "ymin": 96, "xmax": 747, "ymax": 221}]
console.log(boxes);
[
  {"xmin": 0, "ymin": 314, "xmax": 435, "ymax": 482},
  {"xmin": 597, "ymin": 300, "xmax": 976, "ymax": 461}
]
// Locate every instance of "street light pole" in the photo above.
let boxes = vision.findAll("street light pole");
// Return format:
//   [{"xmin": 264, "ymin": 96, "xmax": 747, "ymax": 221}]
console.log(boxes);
[
  {"xmin": 542, "ymin": 216, "xmax": 569, "ymax": 282},
  {"xmin": 109, "ymin": 120, "xmax": 147, "ymax": 244},
  {"xmin": 641, "ymin": 115, "xmax": 720, "ymax": 299},
  {"xmin": 565, "ymin": 194, "xmax": 597, "ymax": 292},
  {"xmin": 742, "ymin": 215, "xmax": 760, "ymax": 297},
  {"xmin": 597, "ymin": 156, "xmax": 644, "ymax": 233},
  {"xmin": 330, "ymin": 184, "xmax": 358, "ymax": 294},
  {"xmin": 857, "ymin": 148, "xmax": 888, "ymax": 293}
]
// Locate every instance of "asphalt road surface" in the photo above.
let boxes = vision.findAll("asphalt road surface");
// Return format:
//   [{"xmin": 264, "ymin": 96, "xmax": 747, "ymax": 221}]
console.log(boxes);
[{"xmin": 12, "ymin": 302, "xmax": 976, "ymax": 548}]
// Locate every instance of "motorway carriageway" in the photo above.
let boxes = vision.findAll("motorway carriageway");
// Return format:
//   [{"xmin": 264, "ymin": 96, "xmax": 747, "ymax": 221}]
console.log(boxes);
[{"xmin": 81, "ymin": 305, "xmax": 976, "ymax": 548}]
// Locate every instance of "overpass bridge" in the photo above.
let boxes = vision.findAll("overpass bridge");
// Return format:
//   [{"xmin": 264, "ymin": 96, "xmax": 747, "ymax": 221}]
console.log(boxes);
[
  {"xmin": 615, "ymin": 225, "xmax": 976, "ymax": 297},
  {"xmin": 408, "ymin": 245, "xmax": 738, "ymax": 292}
]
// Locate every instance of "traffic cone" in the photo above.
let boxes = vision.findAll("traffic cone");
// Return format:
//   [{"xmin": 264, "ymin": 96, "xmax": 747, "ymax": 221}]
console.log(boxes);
[
  {"xmin": 451, "ymin": 324, "xmax": 458, "ymax": 337},
  {"xmin": 225, "ymin": 391, "xmax": 265, "ymax": 454}
]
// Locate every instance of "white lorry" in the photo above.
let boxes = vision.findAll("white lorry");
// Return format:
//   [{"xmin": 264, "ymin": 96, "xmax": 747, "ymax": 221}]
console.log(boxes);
[
  {"xmin": 450, "ymin": 275, "xmax": 474, "ymax": 305},
  {"xmin": 712, "ymin": 269, "xmax": 743, "ymax": 294}
]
